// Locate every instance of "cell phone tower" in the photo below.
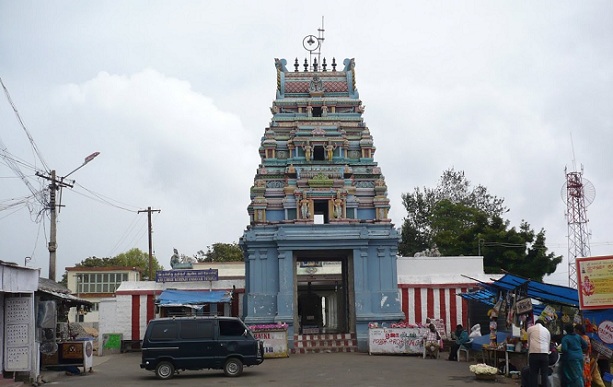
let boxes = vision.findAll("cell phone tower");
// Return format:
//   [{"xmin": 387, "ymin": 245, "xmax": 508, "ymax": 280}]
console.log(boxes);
[{"xmin": 563, "ymin": 165, "xmax": 595, "ymax": 289}]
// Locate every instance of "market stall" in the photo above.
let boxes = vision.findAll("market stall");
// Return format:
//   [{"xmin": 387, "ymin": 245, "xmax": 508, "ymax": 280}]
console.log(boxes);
[
  {"xmin": 576, "ymin": 255, "xmax": 613, "ymax": 381},
  {"xmin": 460, "ymin": 273, "xmax": 581, "ymax": 376}
]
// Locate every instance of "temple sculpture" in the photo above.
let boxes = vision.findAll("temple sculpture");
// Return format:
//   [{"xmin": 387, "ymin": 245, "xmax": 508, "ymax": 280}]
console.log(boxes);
[{"xmin": 241, "ymin": 54, "xmax": 404, "ymax": 352}]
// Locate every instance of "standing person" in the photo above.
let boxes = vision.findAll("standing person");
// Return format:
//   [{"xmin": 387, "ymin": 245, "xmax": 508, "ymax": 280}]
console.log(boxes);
[
  {"xmin": 574, "ymin": 325, "xmax": 591, "ymax": 387},
  {"xmin": 527, "ymin": 319, "xmax": 552, "ymax": 387},
  {"xmin": 561, "ymin": 323, "xmax": 588, "ymax": 387},
  {"xmin": 448, "ymin": 324, "xmax": 469, "ymax": 361}
]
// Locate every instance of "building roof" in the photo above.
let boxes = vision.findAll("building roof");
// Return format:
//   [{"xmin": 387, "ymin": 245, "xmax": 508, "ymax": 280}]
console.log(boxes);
[
  {"xmin": 397, "ymin": 256, "xmax": 502, "ymax": 285},
  {"xmin": 37, "ymin": 277, "xmax": 93, "ymax": 307},
  {"xmin": 65, "ymin": 266, "xmax": 140, "ymax": 272}
]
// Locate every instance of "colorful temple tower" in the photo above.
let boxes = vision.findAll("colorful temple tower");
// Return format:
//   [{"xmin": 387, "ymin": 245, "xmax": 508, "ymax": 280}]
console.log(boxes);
[{"xmin": 241, "ymin": 48, "xmax": 404, "ymax": 351}]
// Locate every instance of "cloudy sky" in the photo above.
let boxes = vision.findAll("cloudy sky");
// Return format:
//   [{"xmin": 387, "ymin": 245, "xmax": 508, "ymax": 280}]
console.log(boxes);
[{"xmin": 1, "ymin": 1, "xmax": 611, "ymax": 286}]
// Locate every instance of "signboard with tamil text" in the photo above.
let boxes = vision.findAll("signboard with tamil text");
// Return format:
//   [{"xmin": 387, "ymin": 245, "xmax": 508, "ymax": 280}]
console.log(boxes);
[
  {"xmin": 155, "ymin": 269, "xmax": 218, "ymax": 283},
  {"xmin": 368, "ymin": 327, "xmax": 427, "ymax": 355}
]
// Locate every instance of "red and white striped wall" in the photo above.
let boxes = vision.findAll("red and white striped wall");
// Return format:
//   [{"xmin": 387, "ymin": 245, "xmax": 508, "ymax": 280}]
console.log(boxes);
[{"xmin": 399, "ymin": 284, "xmax": 472, "ymax": 336}]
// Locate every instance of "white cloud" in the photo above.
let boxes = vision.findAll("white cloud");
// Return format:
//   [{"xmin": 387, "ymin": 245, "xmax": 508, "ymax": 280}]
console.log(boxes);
[{"xmin": 1, "ymin": 1, "xmax": 612, "ymax": 285}]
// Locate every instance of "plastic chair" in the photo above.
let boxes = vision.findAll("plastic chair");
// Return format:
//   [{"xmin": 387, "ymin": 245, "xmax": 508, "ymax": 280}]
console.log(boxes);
[
  {"xmin": 423, "ymin": 341, "xmax": 441, "ymax": 359},
  {"xmin": 457, "ymin": 340, "xmax": 473, "ymax": 362}
]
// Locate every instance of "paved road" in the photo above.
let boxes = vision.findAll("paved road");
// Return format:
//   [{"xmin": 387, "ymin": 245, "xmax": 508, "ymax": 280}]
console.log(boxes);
[{"xmin": 42, "ymin": 352, "xmax": 519, "ymax": 387}]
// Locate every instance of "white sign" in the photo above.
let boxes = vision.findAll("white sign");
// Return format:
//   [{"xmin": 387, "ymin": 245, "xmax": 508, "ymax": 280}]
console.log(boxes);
[
  {"xmin": 368, "ymin": 327, "xmax": 428, "ymax": 355},
  {"xmin": 253, "ymin": 330, "xmax": 289, "ymax": 358}
]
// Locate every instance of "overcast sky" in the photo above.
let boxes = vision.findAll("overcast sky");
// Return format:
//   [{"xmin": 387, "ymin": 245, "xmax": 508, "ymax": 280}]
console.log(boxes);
[{"xmin": 1, "ymin": 1, "xmax": 611, "ymax": 286}]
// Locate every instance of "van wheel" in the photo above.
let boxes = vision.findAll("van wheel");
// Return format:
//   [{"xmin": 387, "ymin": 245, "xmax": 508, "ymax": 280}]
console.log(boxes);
[
  {"xmin": 155, "ymin": 361, "xmax": 175, "ymax": 380},
  {"xmin": 224, "ymin": 358, "xmax": 243, "ymax": 377}
]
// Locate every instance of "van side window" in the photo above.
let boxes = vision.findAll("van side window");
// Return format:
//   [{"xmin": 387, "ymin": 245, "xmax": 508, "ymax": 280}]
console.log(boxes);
[
  {"xmin": 181, "ymin": 321, "xmax": 214, "ymax": 339},
  {"xmin": 219, "ymin": 320, "xmax": 245, "ymax": 337},
  {"xmin": 150, "ymin": 322, "xmax": 178, "ymax": 340}
]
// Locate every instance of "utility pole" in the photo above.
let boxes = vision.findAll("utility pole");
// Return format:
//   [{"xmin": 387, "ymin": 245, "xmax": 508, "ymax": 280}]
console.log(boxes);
[
  {"xmin": 138, "ymin": 206, "xmax": 161, "ymax": 280},
  {"xmin": 36, "ymin": 169, "xmax": 72, "ymax": 281},
  {"xmin": 35, "ymin": 152, "xmax": 100, "ymax": 281}
]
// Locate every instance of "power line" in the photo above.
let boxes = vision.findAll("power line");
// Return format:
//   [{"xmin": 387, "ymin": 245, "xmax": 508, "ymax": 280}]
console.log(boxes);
[{"xmin": 0, "ymin": 76, "xmax": 49, "ymax": 171}]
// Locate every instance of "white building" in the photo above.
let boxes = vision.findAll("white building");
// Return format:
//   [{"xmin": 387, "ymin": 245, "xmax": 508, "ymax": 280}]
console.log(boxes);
[{"xmin": 97, "ymin": 257, "xmax": 499, "ymax": 348}]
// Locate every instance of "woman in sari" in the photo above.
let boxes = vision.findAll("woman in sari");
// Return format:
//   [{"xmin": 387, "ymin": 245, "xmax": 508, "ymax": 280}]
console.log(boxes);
[
  {"xmin": 574, "ymin": 324, "xmax": 591, "ymax": 387},
  {"xmin": 560, "ymin": 323, "xmax": 588, "ymax": 387}
]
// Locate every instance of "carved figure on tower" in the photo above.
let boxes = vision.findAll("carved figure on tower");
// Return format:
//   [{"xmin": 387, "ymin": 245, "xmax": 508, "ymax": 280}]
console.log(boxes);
[
  {"xmin": 303, "ymin": 142, "xmax": 312, "ymax": 162},
  {"xmin": 300, "ymin": 195, "xmax": 311, "ymax": 219},
  {"xmin": 326, "ymin": 141, "xmax": 337, "ymax": 162}
]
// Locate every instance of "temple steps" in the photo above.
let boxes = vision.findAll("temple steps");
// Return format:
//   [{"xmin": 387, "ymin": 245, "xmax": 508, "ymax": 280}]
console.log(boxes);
[{"xmin": 292, "ymin": 333, "xmax": 358, "ymax": 354}]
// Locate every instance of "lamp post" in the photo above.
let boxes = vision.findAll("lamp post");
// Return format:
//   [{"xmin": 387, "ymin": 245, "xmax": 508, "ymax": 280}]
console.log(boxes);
[
  {"xmin": 75, "ymin": 274, "xmax": 81, "ymax": 323},
  {"xmin": 36, "ymin": 152, "xmax": 100, "ymax": 281}
]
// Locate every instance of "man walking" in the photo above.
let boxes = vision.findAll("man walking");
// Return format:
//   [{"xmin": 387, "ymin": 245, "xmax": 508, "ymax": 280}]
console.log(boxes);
[{"xmin": 527, "ymin": 319, "xmax": 551, "ymax": 387}]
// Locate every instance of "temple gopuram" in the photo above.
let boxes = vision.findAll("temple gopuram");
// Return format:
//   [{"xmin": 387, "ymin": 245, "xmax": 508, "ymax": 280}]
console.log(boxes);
[{"xmin": 241, "ymin": 38, "xmax": 405, "ymax": 352}]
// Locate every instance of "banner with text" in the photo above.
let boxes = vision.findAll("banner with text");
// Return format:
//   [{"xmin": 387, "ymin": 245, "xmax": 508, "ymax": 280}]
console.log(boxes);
[{"xmin": 156, "ymin": 269, "xmax": 219, "ymax": 282}]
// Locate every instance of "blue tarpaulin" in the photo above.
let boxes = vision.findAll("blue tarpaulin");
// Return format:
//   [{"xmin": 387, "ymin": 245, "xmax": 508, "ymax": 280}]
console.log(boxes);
[
  {"xmin": 156, "ymin": 289, "xmax": 232, "ymax": 308},
  {"xmin": 459, "ymin": 273, "xmax": 579, "ymax": 309}
]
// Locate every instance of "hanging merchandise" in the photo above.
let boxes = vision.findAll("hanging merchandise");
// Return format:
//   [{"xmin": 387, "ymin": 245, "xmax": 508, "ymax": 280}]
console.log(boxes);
[
  {"xmin": 507, "ymin": 297, "xmax": 516, "ymax": 328},
  {"xmin": 515, "ymin": 298, "xmax": 533, "ymax": 314},
  {"xmin": 572, "ymin": 312, "xmax": 582, "ymax": 325},
  {"xmin": 489, "ymin": 295, "xmax": 503, "ymax": 318},
  {"xmin": 539, "ymin": 305, "xmax": 557, "ymax": 324}
]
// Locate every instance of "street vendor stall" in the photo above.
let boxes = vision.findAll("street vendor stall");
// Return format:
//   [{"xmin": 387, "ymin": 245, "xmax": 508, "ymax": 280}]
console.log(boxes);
[
  {"xmin": 459, "ymin": 273, "xmax": 581, "ymax": 377},
  {"xmin": 576, "ymin": 255, "xmax": 613, "ymax": 381}
]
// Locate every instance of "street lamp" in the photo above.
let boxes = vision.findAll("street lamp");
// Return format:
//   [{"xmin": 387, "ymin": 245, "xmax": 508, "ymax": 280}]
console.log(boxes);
[
  {"xmin": 37, "ymin": 152, "xmax": 100, "ymax": 281},
  {"xmin": 75, "ymin": 274, "xmax": 81, "ymax": 323}
]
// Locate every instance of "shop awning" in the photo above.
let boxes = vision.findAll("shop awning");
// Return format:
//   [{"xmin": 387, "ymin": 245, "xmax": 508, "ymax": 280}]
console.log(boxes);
[
  {"xmin": 37, "ymin": 277, "xmax": 93, "ymax": 307},
  {"xmin": 459, "ymin": 273, "xmax": 579, "ymax": 308},
  {"xmin": 156, "ymin": 289, "xmax": 232, "ymax": 308}
]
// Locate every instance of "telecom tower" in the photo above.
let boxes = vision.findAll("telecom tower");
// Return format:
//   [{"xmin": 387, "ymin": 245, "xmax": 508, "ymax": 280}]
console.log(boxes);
[{"xmin": 564, "ymin": 166, "xmax": 595, "ymax": 289}]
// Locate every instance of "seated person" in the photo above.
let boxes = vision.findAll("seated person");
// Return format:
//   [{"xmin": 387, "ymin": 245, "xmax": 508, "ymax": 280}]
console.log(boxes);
[
  {"xmin": 521, "ymin": 342, "xmax": 559, "ymax": 387},
  {"xmin": 448, "ymin": 324, "xmax": 469, "ymax": 361},
  {"xmin": 424, "ymin": 323, "xmax": 441, "ymax": 359}
]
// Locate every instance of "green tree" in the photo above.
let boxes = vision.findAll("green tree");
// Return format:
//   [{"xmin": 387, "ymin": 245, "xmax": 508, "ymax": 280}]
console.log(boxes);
[
  {"xmin": 198, "ymin": 243, "xmax": 244, "ymax": 262},
  {"xmin": 399, "ymin": 168, "xmax": 507, "ymax": 255},
  {"xmin": 68, "ymin": 248, "xmax": 163, "ymax": 280},
  {"xmin": 400, "ymin": 169, "xmax": 562, "ymax": 280}
]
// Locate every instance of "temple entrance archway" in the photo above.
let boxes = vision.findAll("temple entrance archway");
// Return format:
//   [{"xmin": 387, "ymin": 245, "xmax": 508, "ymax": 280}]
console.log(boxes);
[{"xmin": 294, "ymin": 250, "xmax": 354, "ymax": 335}]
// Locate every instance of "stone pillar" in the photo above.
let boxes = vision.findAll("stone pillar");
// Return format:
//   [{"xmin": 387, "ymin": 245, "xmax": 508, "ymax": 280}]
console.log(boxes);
[
  {"xmin": 275, "ymin": 249, "xmax": 295, "ymax": 333},
  {"xmin": 243, "ymin": 248, "xmax": 278, "ymax": 325}
]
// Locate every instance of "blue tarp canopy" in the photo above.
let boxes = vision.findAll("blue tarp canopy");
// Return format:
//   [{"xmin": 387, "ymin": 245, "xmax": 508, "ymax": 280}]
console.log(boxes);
[
  {"xmin": 156, "ymin": 289, "xmax": 232, "ymax": 308},
  {"xmin": 459, "ymin": 273, "xmax": 579, "ymax": 309}
]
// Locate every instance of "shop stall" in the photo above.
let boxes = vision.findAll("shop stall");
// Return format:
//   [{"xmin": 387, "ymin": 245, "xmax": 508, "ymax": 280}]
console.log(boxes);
[
  {"xmin": 576, "ymin": 255, "xmax": 613, "ymax": 381},
  {"xmin": 460, "ymin": 273, "xmax": 581, "ymax": 377}
]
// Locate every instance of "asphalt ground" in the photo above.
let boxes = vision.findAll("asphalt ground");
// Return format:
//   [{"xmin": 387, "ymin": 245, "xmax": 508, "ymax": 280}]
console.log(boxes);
[{"xmin": 40, "ymin": 351, "xmax": 520, "ymax": 387}]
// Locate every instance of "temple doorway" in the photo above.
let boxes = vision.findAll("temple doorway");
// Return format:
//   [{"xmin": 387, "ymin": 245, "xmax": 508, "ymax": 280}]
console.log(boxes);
[{"xmin": 295, "ymin": 251, "xmax": 354, "ymax": 334}]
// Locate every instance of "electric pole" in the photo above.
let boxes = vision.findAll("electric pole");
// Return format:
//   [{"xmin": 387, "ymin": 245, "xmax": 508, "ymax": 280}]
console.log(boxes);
[
  {"xmin": 35, "ymin": 152, "xmax": 100, "ymax": 281},
  {"xmin": 36, "ymin": 169, "xmax": 72, "ymax": 281},
  {"xmin": 138, "ymin": 206, "xmax": 161, "ymax": 280}
]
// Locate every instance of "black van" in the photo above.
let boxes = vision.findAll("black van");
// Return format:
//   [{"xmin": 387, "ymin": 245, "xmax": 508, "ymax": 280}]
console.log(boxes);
[{"xmin": 140, "ymin": 316, "xmax": 264, "ymax": 379}]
